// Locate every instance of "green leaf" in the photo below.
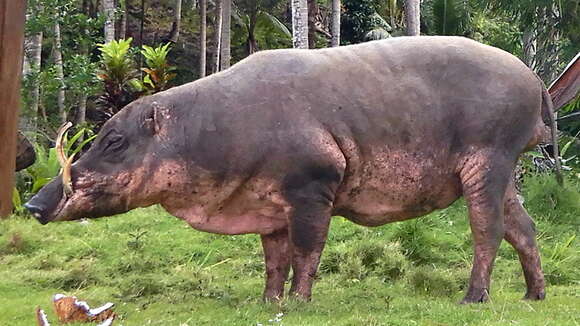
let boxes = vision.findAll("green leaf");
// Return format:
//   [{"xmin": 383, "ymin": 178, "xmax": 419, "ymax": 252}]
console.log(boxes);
[
  {"xmin": 560, "ymin": 129, "xmax": 580, "ymax": 158},
  {"xmin": 12, "ymin": 187, "xmax": 22, "ymax": 212},
  {"xmin": 32, "ymin": 178, "xmax": 53, "ymax": 194},
  {"xmin": 71, "ymin": 135, "xmax": 97, "ymax": 157},
  {"xmin": 256, "ymin": 11, "xmax": 291, "ymax": 38},
  {"xmin": 65, "ymin": 128, "xmax": 86, "ymax": 155},
  {"xmin": 143, "ymin": 74, "xmax": 155, "ymax": 88}
]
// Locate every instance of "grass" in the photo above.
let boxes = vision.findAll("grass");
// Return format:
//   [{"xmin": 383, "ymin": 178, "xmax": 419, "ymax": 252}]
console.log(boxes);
[{"xmin": 1, "ymin": 174, "xmax": 579, "ymax": 325}]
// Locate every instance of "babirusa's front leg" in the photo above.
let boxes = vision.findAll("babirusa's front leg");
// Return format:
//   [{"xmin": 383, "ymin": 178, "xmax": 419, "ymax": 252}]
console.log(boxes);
[{"xmin": 260, "ymin": 228, "xmax": 291, "ymax": 301}]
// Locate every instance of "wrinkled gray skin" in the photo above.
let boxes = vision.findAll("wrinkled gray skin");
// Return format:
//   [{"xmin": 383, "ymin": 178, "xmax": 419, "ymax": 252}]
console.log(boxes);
[{"xmin": 26, "ymin": 36, "xmax": 553, "ymax": 304}]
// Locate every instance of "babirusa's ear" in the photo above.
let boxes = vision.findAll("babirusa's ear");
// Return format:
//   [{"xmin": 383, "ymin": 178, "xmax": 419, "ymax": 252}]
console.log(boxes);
[{"xmin": 143, "ymin": 102, "xmax": 163, "ymax": 135}]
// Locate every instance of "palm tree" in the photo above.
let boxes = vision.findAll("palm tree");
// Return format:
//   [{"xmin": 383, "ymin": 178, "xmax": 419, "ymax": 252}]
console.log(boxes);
[
  {"xmin": 307, "ymin": 0, "xmax": 317, "ymax": 48},
  {"xmin": 232, "ymin": 0, "xmax": 291, "ymax": 55},
  {"xmin": 23, "ymin": 2, "xmax": 45, "ymax": 131},
  {"xmin": 480, "ymin": 0, "xmax": 575, "ymax": 82},
  {"xmin": 404, "ymin": 0, "xmax": 420, "ymax": 36},
  {"xmin": 221, "ymin": 0, "xmax": 232, "ymax": 69},
  {"xmin": 53, "ymin": 20, "xmax": 66, "ymax": 123},
  {"xmin": 139, "ymin": 0, "xmax": 145, "ymax": 46},
  {"xmin": 331, "ymin": 0, "xmax": 341, "ymax": 47},
  {"xmin": 77, "ymin": 0, "xmax": 94, "ymax": 125},
  {"xmin": 25, "ymin": 31, "xmax": 43, "ymax": 128},
  {"xmin": 170, "ymin": 0, "xmax": 183, "ymax": 42},
  {"xmin": 388, "ymin": 0, "xmax": 400, "ymax": 30},
  {"xmin": 426, "ymin": 0, "xmax": 470, "ymax": 36},
  {"xmin": 102, "ymin": 0, "xmax": 116, "ymax": 42},
  {"xmin": 200, "ymin": 0, "xmax": 207, "ymax": 77},
  {"xmin": 119, "ymin": 0, "xmax": 127, "ymax": 39},
  {"xmin": 291, "ymin": 0, "xmax": 308, "ymax": 48},
  {"xmin": 213, "ymin": 0, "xmax": 223, "ymax": 73}
]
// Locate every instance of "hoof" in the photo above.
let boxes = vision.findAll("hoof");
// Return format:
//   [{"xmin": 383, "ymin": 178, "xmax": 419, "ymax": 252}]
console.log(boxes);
[
  {"xmin": 523, "ymin": 290, "xmax": 546, "ymax": 301},
  {"xmin": 262, "ymin": 296, "xmax": 282, "ymax": 303},
  {"xmin": 460, "ymin": 288, "xmax": 489, "ymax": 304},
  {"xmin": 288, "ymin": 292, "xmax": 311, "ymax": 302},
  {"xmin": 263, "ymin": 292, "xmax": 284, "ymax": 303}
]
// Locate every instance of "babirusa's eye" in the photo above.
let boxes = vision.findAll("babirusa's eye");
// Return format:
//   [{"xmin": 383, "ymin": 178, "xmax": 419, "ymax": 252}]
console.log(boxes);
[{"xmin": 103, "ymin": 134, "xmax": 125, "ymax": 153}]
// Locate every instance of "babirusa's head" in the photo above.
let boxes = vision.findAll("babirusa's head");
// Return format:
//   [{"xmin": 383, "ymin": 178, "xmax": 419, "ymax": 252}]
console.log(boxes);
[{"xmin": 25, "ymin": 98, "xmax": 186, "ymax": 224}]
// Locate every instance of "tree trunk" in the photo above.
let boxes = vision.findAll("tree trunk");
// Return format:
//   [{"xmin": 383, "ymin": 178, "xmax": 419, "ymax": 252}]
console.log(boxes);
[
  {"xmin": 199, "ymin": 0, "xmax": 207, "ymax": 77},
  {"xmin": 247, "ymin": 31, "xmax": 258, "ymax": 55},
  {"xmin": 536, "ymin": 6, "xmax": 561, "ymax": 83},
  {"xmin": 522, "ymin": 27, "xmax": 537, "ymax": 71},
  {"xmin": 404, "ymin": 0, "xmax": 420, "ymax": 36},
  {"xmin": 247, "ymin": 12, "xmax": 258, "ymax": 55},
  {"xmin": 119, "ymin": 0, "xmax": 127, "ymax": 39},
  {"xmin": 102, "ymin": 0, "xmax": 116, "ymax": 43},
  {"xmin": 25, "ymin": 31, "xmax": 42, "ymax": 130},
  {"xmin": 212, "ymin": 0, "xmax": 222, "ymax": 73},
  {"xmin": 75, "ymin": 2, "xmax": 91, "ymax": 126},
  {"xmin": 389, "ymin": 0, "xmax": 396, "ymax": 31},
  {"xmin": 169, "ymin": 0, "xmax": 182, "ymax": 43},
  {"xmin": 22, "ymin": 43, "xmax": 30, "ymax": 76},
  {"xmin": 0, "ymin": 0, "xmax": 26, "ymax": 217},
  {"xmin": 139, "ymin": 0, "xmax": 145, "ymax": 46},
  {"xmin": 291, "ymin": 0, "xmax": 308, "ymax": 49},
  {"xmin": 220, "ymin": 0, "xmax": 231, "ymax": 69},
  {"xmin": 331, "ymin": 0, "xmax": 340, "ymax": 47},
  {"xmin": 76, "ymin": 93, "xmax": 87, "ymax": 125},
  {"xmin": 53, "ymin": 21, "xmax": 66, "ymax": 123},
  {"xmin": 307, "ymin": 0, "xmax": 317, "ymax": 48}
]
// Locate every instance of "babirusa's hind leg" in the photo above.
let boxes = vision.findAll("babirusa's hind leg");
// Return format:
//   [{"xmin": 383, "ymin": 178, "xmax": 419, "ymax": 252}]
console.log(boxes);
[
  {"xmin": 459, "ymin": 155, "xmax": 512, "ymax": 304},
  {"xmin": 504, "ymin": 182, "xmax": 546, "ymax": 300}
]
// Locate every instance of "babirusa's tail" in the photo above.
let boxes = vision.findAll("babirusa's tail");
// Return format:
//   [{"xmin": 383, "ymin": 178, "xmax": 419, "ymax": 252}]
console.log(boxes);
[{"xmin": 541, "ymin": 86, "xmax": 564, "ymax": 185}]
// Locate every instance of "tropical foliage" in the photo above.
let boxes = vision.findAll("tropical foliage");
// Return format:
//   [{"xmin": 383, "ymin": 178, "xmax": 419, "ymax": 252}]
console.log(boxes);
[
  {"xmin": 96, "ymin": 38, "xmax": 140, "ymax": 116},
  {"xmin": 140, "ymin": 43, "xmax": 177, "ymax": 94},
  {"xmin": 95, "ymin": 39, "xmax": 177, "ymax": 121}
]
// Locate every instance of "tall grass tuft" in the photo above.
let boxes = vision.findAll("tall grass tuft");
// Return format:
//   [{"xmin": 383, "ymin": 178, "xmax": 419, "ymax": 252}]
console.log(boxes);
[
  {"xmin": 392, "ymin": 220, "xmax": 442, "ymax": 264},
  {"xmin": 320, "ymin": 240, "xmax": 409, "ymax": 282},
  {"xmin": 523, "ymin": 174, "xmax": 580, "ymax": 223},
  {"xmin": 408, "ymin": 266, "xmax": 464, "ymax": 297}
]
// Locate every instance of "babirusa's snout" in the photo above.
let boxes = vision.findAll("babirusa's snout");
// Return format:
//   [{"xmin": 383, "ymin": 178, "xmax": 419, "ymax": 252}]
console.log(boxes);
[
  {"xmin": 24, "ymin": 176, "xmax": 65, "ymax": 225},
  {"xmin": 24, "ymin": 202, "xmax": 50, "ymax": 225}
]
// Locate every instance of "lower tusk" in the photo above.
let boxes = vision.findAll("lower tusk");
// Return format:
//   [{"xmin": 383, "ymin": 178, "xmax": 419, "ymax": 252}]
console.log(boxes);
[
  {"xmin": 56, "ymin": 122, "xmax": 72, "ymax": 168},
  {"xmin": 62, "ymin": 154, "xmax": 75, "ymax": 197}
]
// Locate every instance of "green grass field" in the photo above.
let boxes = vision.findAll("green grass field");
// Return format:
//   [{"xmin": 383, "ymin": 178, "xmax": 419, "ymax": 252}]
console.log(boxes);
[{"xmin": 1, "ymin": 175, "xmax": 579, "ymax": 325}]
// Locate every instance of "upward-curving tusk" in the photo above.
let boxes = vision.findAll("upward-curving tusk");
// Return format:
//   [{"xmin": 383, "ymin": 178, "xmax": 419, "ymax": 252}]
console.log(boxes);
[{"xmin": 55, "ymin": 122, "xmax": 74, "ymax": 197}]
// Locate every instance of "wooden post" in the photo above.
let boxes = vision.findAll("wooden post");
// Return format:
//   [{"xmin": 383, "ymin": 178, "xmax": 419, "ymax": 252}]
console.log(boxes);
[{"xmin": 0, "ymin": 0, "xmax": 26, "ymax": 217}]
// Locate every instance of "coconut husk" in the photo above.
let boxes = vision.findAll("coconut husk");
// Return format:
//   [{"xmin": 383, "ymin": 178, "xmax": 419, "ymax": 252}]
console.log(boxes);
[
  {"xmin": 36, "ymin": 307, "xmax": 50, "ymax": 326},
  {"xmin": 52, "ymin": 294, "xmax": 116, "ymax": 324}
]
